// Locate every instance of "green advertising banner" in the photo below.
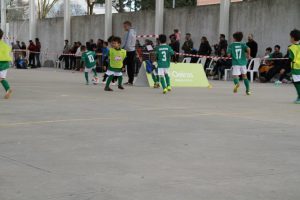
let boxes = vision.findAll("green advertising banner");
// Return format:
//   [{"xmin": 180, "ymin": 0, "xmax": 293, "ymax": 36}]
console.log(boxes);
[{"xmin": 145, "ymin": 63, "xmax": 210, "ymax": 87}]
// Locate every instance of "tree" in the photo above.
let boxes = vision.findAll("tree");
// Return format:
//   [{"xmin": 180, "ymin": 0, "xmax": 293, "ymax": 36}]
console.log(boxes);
[
  {"xmin": 86, "ymin": 0, "xmax": 105, "ymax": 15},
  {"xmin": 140, "ymin": 0, "xmax": 197, "ymax": 10},
  {"xmin": 37, "ymin": 0, "xmax": 60, "ymax": 19}
]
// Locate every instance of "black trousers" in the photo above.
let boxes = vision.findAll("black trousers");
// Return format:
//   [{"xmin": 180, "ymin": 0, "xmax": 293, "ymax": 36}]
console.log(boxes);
[
  {"xmin": 29, "ymin": 53, "xmax": 35, "ymax": 67},
  {"xmin": 125, "ymin": 51, "xmax": 136, "ymax": 84}
]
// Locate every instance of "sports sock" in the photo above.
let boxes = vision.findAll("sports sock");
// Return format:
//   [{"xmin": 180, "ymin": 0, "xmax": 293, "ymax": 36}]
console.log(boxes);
[
  {"xmin": 1, "ymin": 79, "xmax": 10, "ymax": 91},
  {"xmin": 165, "ymin": 74, "xmax": 171, "ymax": 87},
  {"xmin": 106, "ymin": 75, "xmax": 114, "ymax": 88},
  {"xmin": 243, "ymin": 78, "xmax": 250, "ymax": 92},
  {"xmin": 294, "ymin": 82, "xmax": 300, "ymax": 99},
  {"xmin": 118, "ymin": 76, "xmax": 123, "ymax": 86},
  {"xmin": 160, "ymin": 75, "xmax": 166, "ymax": 89},
  {"xmin": 84, "ymin": 72, "xmax": 89, "ymax": 83},
  {"xmin": 92, "ymin": 69, "xmax": 97, "ymax": 77},
  {"xmin": 233, "ymin": 78, "xmax": 239, "ymax": 85},
  {"xmin": 151, "ymin": 73, "xmax": 157, "ymax": 83}
]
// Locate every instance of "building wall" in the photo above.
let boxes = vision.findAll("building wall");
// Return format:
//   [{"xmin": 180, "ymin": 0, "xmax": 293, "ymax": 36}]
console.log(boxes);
[{"xmin": 8, "ymin": 0, "xmax": 300, "ymax": 63}]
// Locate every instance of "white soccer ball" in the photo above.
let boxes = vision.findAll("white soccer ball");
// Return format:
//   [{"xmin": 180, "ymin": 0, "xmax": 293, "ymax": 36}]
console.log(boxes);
[{"xmin": 92, "ymin": 77, "xmax": 99, "ymax": 85}]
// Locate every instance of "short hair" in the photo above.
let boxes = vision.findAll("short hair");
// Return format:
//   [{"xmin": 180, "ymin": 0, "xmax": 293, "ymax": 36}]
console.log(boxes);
[
  {"xmin": 275, "ymin": 45, "xmax": 281, "ymax": 49},
  {"xmin": 220, "ymin": 34, "xmax": 226, "ymax": 38},
  {"xmin": 174, "ymin": 29, "xmax": 179, "ymax": 33},
  {"xmin": 233, "ymin": 32, "xmax": 243, "ymax": 42},
  {"xmin": 81, "ymin": 45, "xmax": 86, "ymax": 51},
  {"xmin": 65, "ymin": 40, "xmax": 69, "ymax": 43},
  {"xmin": 266, "ymin": 47, "xmax": 272, "ymax": 52},
  {"xmin": 0, "ymin": 29, "xmax": 3, "ymax": 39},
  {"xmin": 35, "ymin": 38, "xmax": 39, "ymax": 41},
  {"xmin": 159, "ymin": 34, "xmax": 167, "ymax": 43},
  {"xmin": 104, "ymin": 41, "xmax": 108, "ymax": 46},
  {"xmin": 112, "ymin": 36, "xmax": 122, "ymax": 44},
  {"xmin": 290, "ymin": 29, "xmax": 300, "ymax": 41},
  {"xmin": 107, "ymin": 35, "xmax": 115, "ymax": 43},
  {"xmin": 123, "ymin": 21, "xmax": 132, "ymax": 26},
  {"xmin": 186, "ymin": 33, "xmax": 191, "ymax": 36}
]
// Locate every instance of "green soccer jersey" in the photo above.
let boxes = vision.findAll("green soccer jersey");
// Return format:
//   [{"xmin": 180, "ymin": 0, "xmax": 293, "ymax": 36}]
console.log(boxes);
[
  {"xmin": 155, "ymin": 44, "xmax": 175, "ymax": 68},
  {"xmin": 81, "ymin": 51, "xmax": 96, "ymax": 68},
  {"xmin": 227, "ymin": 42, "xmax": 249, "ymax": 66}
]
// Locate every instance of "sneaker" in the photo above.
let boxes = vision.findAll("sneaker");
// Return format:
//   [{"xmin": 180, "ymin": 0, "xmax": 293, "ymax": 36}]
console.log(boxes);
[
  {"xmin": 167, "ymin": 86, "xmax": 172, "ymax": 91},
  {"xmin": 124, "ymin": 82, "xmax": 133, "ymax": 86},
  {"xmin": 233, "ymin": 84, "xmax": 240, "ymax": 93},
  {"xmin": 118, "ymin": 85, "xmax": 125, "ymax": 90},
  {"xmin": 4, "ymin": 89, "xmax": 12, "ymax": 99},
  {"xmin": 153, "ymin": 83, "xmax": 160, "ymax": 88},
  {"xmin": 104, "ymin": 87, "xmax": 113, "ymax": 92},
  {"xmin": 246, "ymin": 91, "xmax": 252, "ymax": 96},
  {"xmin": 294, "ymin": 98, "xmax": 300, "ymax": 104},
  {"xmin": 163, "ymin": 88, "xmax": 168, "ymax": 94}
]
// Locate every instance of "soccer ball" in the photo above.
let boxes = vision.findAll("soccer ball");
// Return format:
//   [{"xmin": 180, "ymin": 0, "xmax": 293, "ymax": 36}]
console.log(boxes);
[{"xmin": 92, "ymin": 77, "xmax": 99, "ymax": 85}]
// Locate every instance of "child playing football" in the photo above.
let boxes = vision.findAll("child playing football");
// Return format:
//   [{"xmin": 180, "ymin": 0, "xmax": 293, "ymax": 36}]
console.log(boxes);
[
  {"xmin": 0, "ymin": 29, "xmax": 13, "ymax": 99},
  {"xmin": 155, "ymin": 34, "xmax": 175, "ymax": 94},
  {"xmin": 227, "ymin": 32, "xmax": 251, "ymax": 95},
  {"xmin": 288, "ymin": 29, "xmax": 300, "ymax": 104},
  {"xmin": 104, "ymin": 37, "xmax": 127, "ymax": 91},
  {"xmin": 81, "ymin": 45, "xmax": 98, "ymax": 85}
]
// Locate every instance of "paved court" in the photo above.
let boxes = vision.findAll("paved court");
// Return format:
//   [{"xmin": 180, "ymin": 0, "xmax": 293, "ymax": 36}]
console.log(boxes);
[{"xmin": 0, "ymin": 68, "xmax": 299, "ymax": 200}]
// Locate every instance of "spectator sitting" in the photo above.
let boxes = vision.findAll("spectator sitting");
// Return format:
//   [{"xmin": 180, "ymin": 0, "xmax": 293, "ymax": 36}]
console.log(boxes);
[
  {"xmin": 198, "ymin": 36, "xmax": 212, "ymax": 56},
  {"xmin": 169, "ymin": 34, "xmax": 180, "ymax": 62},
  {"xmin": 214, "ymin": 34, "xmax": 228, "ymax": 56},
  {"xmin": 182, "ymin": 33, "xmax": 193, "ymax": 55},
  {"xmin": 210, "ymin": 48, "xmax": 232, "ymax": 79}
]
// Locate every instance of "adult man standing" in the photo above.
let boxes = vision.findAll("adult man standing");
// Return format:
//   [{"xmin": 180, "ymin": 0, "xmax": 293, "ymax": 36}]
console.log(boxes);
[
  {"xmin": 35, "ymin": 38, "xmax": 41, "ymax": 68},
  {"xmin": 61, "ymin": 40, "xmax": 71, "ymax": 70},
  {"xmin": 122, "ymin": 21, "xmax": 136, "ymax": 85},
  {"xmin": 246, "ymin": 34, "xmax": 258, "ymax": 58}
]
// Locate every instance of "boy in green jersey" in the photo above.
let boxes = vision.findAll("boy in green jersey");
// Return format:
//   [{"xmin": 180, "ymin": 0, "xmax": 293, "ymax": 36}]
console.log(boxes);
[
  {"xmin": 81, "ymin": 45, "xmax": 98, "ymax": 85},
  {"xmin": 227, "ymin": 32, "xmax": 251, "ymax": 95},
  {"xmin": 288, "ymin": 29, "xmax": 300, "ymax": 104},
  {"xmin": 104, "ymin": 37, "xmax": 127, "ymax": 92},
  {"xmin": 155, "ymin": 34, "xmax": 175, "ymax": 94},
  {"xmin": 0, "ymin": 29, "xmax": 13, "ymax": 99}
]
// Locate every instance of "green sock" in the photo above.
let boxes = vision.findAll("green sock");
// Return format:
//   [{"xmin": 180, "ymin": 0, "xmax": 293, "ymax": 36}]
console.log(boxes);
[
  {"xmin": 1, "ymin": 79, "xmax": 10, "ymax": 91},
  {"xmin": 151, "ymin": 73, "xmax": 157, "ymax": 83},
  {"xmin": 244, "ymin": 78, "xmax": 250, "ymax": 92},
  {"xmin": 160, "ymin": 75, "xmax": 166, "ymax": 89},
  {"xmin": 233, "ymin": 78, "xmax": 239, "ymax": 85},
  {"xmin": 92, "ymin": 69, "xmax": 97, "ymax": 77},
  {"xmin": 294, "ymin": 82, "xmax": 300, "ymax": 99},
  {"xmin": 118, "ymin": 76, "xmax": 123, "ymax": 86},
  {"xmin": 84, "ymin": 72, "xmax": 89, "ymax": 83},
  {"xmin": 165, "ymin": 74, "xmax": 171, "ymax": 87},
  {"xmin": 156, "ymin": 75, "xmax": 159, "ymax": 83},
  {"xmin": 106, "ymin": 75, "xmax": 114, "ymax": 88}
]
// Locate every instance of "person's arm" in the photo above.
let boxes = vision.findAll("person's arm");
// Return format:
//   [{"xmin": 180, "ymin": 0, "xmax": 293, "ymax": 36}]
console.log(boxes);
[
  {"xmin": 246, "ymin": 47, "xmax": 251, "ymax": 60},
  {"xmin": 227, "ymin": 45, "xmax": 232, "ymax": 58}
]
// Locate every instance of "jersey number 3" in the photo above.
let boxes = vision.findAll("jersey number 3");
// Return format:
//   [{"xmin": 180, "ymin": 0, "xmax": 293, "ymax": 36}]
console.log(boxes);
[{"xmin": 162, "ymin": 51, "xmax": 167, "ymax": 62}]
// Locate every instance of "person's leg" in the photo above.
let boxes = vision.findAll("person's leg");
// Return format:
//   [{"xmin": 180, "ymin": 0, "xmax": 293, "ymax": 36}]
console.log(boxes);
[
  {"xmin": 0, "ymin": 70, "xmax": 12, "ymax": 99},
  {"xmin": 117, "ymin": 72, "xmax": 124, "ymax": 90},
  {"xmin": 232, "ymin": 66, "xmax": 241, "ymax": 93},
  {"xmin": 242, "ymin": 74, "xmax": 251, "ymax": 94},
  {"xmin": 92, "ymin": 68, "xmax": 97, "ymax": 77},
  {"xmin": 294, "ymin": 82, "xmax": 300, "ymax": 99},
  {"xmin": 65, "ymin": 56, "xmax": 70, "ymax": 70},
  {"xmin": 105, "ymin": 75, "xmax": 114, "ymax": 91},
  {"xmin": 126, "ymin": 51, "xmax": 136, "ymax": 84},
  {"xmin": 165, "ymin": 71, "xmax": 171, "ymax": 91},
  {"xmin": 36, "ymin": 53, "xmax": 41, "ymax": 67}
]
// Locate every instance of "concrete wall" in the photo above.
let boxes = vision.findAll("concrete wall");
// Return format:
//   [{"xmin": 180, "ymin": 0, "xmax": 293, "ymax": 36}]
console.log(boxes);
[{"xmin": 8, "ymin": 0, "xmax": 300, "ymax": 64}]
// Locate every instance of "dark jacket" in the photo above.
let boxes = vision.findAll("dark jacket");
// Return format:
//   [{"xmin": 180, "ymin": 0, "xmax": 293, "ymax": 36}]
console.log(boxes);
[
  {"xmin": 246, "ymin": 40, "xmax": 258, "ymax": 58},
  {"xmin": 198, "ymin": 42, "xmax": 212, "ymax": 56},
  {"xmin": 182, "ymin": 39, "xmax": 194, "ymax": 54}
]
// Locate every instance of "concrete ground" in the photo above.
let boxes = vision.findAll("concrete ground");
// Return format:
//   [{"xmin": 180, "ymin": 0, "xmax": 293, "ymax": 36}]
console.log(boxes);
[{"xmin": 0, "ymin": 68, "xmax": 299, "ymax": 200}]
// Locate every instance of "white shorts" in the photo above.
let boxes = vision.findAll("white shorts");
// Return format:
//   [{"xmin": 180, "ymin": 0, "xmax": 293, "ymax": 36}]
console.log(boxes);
[
  {"xmin": 0, "ymin": 70, "xmax": 8, "ymax": 79},
  {"xmin": 158, "ymin": 68, "xmax": 169, "ymax": 76},
  {"xmin": 84, "ymin": 66, "xmax": 96, "ymax": 73},
  {"xmin": 292, "ymin": 74, "xmax": 300, "ymax": 82},
  {"xmin": 106, "ymin": 70, "xmax": 122, "ymax": 77},
  {"xmin": 232, "ymin": 65, "xmax": 247, "ymax": 76}
]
